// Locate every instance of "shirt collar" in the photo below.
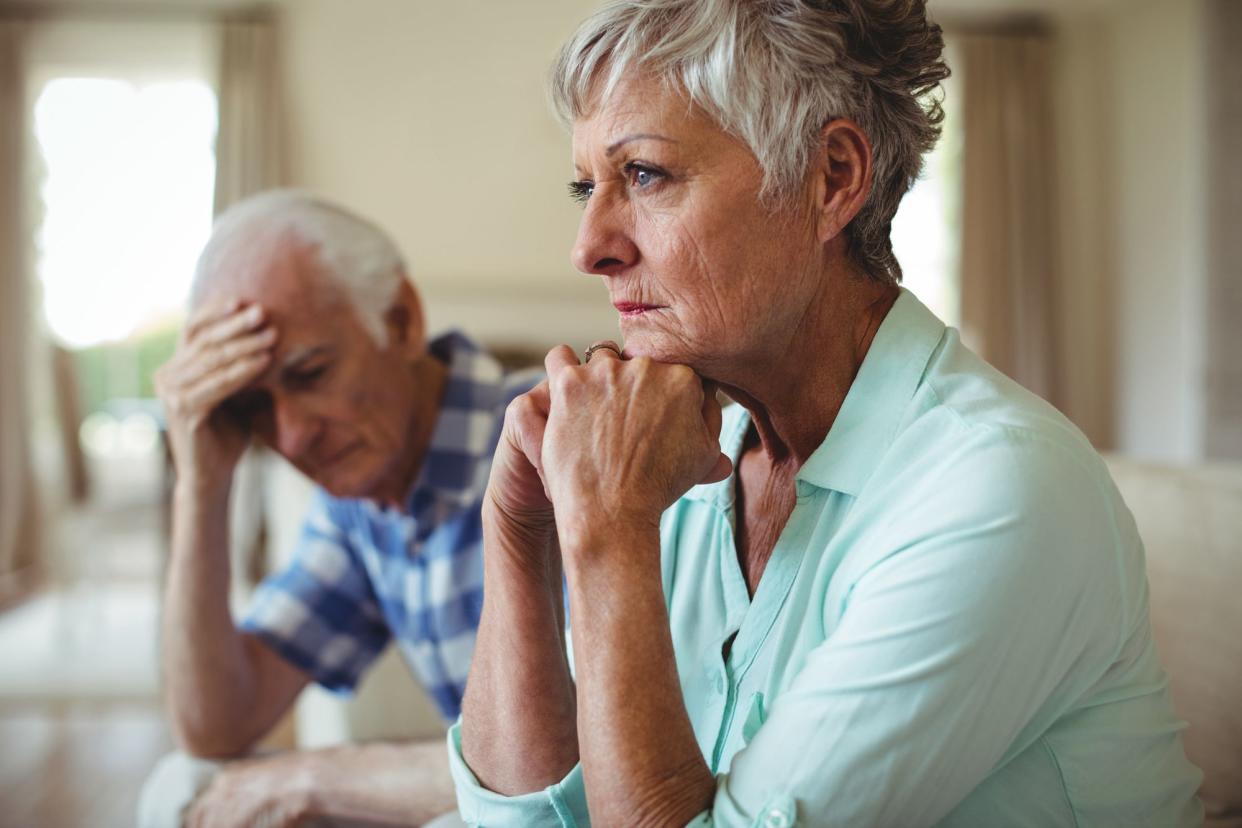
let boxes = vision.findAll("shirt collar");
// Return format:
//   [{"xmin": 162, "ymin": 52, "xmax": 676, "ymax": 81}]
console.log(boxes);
[
  {"xmin": 682, "ymin": 289, "xmax": 946, "ymax": 507},
  {"xmin": 795, "ymin": 288, "xmax": 945, "ymax": 497},
  {"xmin": 399, "ymin": 330, "xmax": 508, "ymax": 529}
]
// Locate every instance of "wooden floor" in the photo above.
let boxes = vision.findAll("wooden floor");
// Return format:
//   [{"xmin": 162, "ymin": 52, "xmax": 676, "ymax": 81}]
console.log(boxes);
[{"xmin": 0, "ymin": 701, "xmax": 173, "ymax": 828}]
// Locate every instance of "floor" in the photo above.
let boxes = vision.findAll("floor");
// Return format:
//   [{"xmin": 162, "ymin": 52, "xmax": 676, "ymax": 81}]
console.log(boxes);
[
  {"xmin": 0, "ymin": 702, "xmax": 173, "ymax": 828},
  {"xmin": 0, "ymin": 447, "xmax": 173, "ymax": 828}
]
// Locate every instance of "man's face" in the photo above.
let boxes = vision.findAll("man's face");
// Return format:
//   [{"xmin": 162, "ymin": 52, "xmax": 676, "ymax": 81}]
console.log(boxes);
[{"xmin": 208, "ymin": 242, "xmax": 430, "ymax": 500}]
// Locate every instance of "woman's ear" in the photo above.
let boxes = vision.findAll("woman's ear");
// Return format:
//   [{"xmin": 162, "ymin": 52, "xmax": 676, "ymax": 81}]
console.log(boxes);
[
  {"xmin": 812, "ymin": 118, "xmax": 874, "ymax": 244},
  {"xmin": 383, "ymin": 275, "xmax": 426, "ymax": 355}
]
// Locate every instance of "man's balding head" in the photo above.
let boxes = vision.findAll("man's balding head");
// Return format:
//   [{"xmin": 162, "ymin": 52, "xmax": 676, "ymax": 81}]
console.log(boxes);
[
  {"xmin": 181, "ymin": 191, "xmax": 439, "ymax": 503},
  {"xmin": 192, "ymin": 191, "xmax": 409, "ymax": 346}
]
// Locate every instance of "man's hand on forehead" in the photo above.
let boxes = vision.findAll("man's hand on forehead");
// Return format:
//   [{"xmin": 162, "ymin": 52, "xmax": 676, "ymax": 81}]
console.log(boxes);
[
  {"xmin": 184, "ymin": 299, "xmax": 266, "ymax": 342},
  {"xmin": 155, "ymin": 300, "xmax": 281, "ymax": 488}
]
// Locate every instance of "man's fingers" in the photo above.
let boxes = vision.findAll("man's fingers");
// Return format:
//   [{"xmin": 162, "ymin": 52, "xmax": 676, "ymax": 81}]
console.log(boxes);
[
  {"xmin": 194, "ymin": 303, "xmax": 267, "ymax": 348},
  {"xmin": 181, "ymin": 351, "xmax": 272, "ymax": 415},
  {"xmin": 178, "ymin": 326, "xmax": 278, "ymax": 388},
  {"xmin": 183, "ymin": 299, "xmax": 244, "ymax": 341}
]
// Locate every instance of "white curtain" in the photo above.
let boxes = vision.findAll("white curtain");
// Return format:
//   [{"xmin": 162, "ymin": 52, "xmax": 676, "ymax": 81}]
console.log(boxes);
[
  {"xmin": 213, "ymin": 14, "xmax": 287, "ymax": 590},
  {"xmin": 958, "ymin": 32, "xmax": 1060, "ymax": 405},
  {"xmin": 0, "ymin": 19, "xmax": 39, "ymax": 600}
]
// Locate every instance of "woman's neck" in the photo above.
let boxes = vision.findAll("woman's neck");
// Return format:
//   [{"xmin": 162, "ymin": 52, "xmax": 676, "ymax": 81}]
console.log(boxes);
[{"xmin": 718, "ymin": 274, "xmax": 899, "ymax": 468}]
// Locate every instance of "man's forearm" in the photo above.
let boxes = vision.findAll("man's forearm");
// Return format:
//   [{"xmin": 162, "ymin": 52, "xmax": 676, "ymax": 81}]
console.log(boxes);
[
  {"xmin": 191, "ymin": 738, "xmax": 456, "ymax": 826},
  {"xmin": 304, "ymin": 739, "xmax": 457, "ymax": 825},
  {"xmin": 162, "ymin": 480, "xmax": 264, "ymax": 753},
  {"xmin": 460, "ymin": 508, "xmax": 579, "ymax": 794}
]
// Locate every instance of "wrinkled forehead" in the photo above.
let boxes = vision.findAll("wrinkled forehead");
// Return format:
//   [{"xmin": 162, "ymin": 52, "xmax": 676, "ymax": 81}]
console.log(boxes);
[
  {"xmin": 570, "ymin": 72, "xmax": 747, "ymax": 172},
  {"xmin": 574, "ymin": 74, "xmax": 693, "ymax": 143}
]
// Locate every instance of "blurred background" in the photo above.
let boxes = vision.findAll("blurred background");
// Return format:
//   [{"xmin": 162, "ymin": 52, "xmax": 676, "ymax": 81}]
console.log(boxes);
[{"xmin": 0, "ymin": 0, "xmax": 1237, "ymax": 826}]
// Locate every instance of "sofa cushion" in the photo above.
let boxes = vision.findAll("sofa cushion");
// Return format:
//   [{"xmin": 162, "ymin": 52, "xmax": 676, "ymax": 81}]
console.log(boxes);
[{"xmin": 1106, "ymin": 456, "xmax": 1242, "ymax": 825}]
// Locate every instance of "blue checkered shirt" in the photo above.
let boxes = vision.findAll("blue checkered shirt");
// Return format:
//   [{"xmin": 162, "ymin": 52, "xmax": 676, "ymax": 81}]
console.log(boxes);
[{"xmin": 240, "ymin": 331, "xmax": 541, "ymax": 722}]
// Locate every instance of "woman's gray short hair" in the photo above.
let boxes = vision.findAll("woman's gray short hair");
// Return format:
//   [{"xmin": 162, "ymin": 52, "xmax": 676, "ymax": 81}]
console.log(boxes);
[
  {"xmin": 549, "ymin": 0, "xmax": 948, "ymax": 284},
  {"xmin": 192, "ymin": 190, "xmax": 406, "ymax": 344}
]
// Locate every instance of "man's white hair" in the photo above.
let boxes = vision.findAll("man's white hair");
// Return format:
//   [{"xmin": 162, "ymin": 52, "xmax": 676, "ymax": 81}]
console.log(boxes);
[
  {"xmin": 192, "ymin": 190, "xmax": 406, "ymax": 344},
  {"xmin": 549, "ymin": 0, "xmax": 948, "ymax": 284}
]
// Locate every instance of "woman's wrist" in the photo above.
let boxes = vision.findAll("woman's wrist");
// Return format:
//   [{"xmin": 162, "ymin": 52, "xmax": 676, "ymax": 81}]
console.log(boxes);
[
  {"xmin": 555, "ymin": 504, "xmax": 660, "ymax": 564},
  {"xmin": 482, "ymin": 497, "xmax": 562, "ymax": 592},
  {"xmin": 558, "ymin": 515, "xmax": 662, "ymax": 586}
]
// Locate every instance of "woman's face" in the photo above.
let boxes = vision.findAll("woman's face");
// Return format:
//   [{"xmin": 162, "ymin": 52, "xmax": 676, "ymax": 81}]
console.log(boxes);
[{"xmin": 570, "ymin": 73, "xmax": 823, "ymax": 374}]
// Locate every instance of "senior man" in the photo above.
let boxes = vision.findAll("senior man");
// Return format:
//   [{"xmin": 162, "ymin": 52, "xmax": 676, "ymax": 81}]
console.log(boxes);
[{"xmin": 140, "ymin": 191, "xmax": 537, "ymax": 827}]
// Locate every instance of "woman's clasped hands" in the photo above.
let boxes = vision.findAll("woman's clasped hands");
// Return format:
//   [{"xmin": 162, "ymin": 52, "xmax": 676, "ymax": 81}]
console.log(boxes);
[{"xmin": 485, "ymin": 342, "xmax": 733, "ymax": 568}]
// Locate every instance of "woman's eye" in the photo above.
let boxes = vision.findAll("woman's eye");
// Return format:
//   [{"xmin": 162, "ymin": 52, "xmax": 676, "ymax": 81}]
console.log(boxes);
[
  {"xmin": 568, "ymin": 180, "xmax": 594, "ymax": 205},
  {"xmin": 625, "ymin": 163, "xmax": 665, "ymax": 190}
]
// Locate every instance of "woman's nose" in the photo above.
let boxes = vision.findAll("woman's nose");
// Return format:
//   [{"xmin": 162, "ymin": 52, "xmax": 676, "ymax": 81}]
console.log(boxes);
[{"xmin": 571, "ymin": 192, "xmax": 639, "ymax": 277}]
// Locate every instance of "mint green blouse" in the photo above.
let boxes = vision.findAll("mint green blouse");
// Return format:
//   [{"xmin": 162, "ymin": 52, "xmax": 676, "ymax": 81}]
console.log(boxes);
[{"xmin": 448, "ymin": 290, "xmax": 1203, "ymax": 827}]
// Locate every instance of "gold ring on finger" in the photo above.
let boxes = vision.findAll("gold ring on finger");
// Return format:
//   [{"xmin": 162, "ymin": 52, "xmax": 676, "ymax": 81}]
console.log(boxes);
[{"xmin": 583, "ymin": 340, "xmax": 623, "ymax": 364}]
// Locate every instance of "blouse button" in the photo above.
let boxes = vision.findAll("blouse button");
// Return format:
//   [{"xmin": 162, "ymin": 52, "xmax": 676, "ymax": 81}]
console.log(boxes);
[{"xmin": 763, "ymin": 809, "xmax": 792, "ymax": 828}]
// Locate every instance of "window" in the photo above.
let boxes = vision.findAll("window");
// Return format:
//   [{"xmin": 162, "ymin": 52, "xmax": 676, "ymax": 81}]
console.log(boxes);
[
  {"xmin": 891, "ymin": 43, "xmax": 961, "ymax": 327},
  {"xmin": 34, "ymin": 77, "xmax": 216, "ymax": 350},
  {"xmin": 26, "ymin": 18, "xmax": 217, "ymax": 433}
]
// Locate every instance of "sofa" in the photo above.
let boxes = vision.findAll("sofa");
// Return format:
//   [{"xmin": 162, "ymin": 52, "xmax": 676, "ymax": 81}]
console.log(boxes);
[{"xmin": 1106, "ymin": 456, "xmax": 1242, "ymax": 827}]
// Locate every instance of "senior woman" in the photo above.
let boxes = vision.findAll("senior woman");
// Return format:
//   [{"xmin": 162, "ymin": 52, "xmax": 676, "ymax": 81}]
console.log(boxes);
[{"xmin": 450, "ymin": 1, "xmax": 1202, "ymax": 826}]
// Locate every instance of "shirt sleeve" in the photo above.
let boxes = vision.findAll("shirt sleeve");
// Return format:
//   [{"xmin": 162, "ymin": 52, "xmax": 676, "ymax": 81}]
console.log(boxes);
[
  {"xmin": 447, "ymin": 720, "xmax": 591, "ymax": 827},
  {"xmin": 697, "ymin": 429, "xmax": 1128, "ymax": 826},
  {"xmin": 239, "ymin": 489, "xmax": 392, "ymax": 692}
]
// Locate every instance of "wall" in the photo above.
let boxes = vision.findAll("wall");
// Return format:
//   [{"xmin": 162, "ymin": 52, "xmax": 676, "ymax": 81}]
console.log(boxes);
[
  {"xmin": 274, "ymin": 0, "xmax": 617, "ymax": 350},
  {"xmin": 1043, "ymin": 0, "xmax": 1221, "ymax": 462},
  {"xmin": 1109, "ymin": 0, "xmax": 1208, "ymax": 462},
  {"xmin": 1049, "ymin": 12, "xmax": 1117, "ymax": 449}
]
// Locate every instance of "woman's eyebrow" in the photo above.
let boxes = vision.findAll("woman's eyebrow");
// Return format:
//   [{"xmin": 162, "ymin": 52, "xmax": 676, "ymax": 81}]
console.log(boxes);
[{"xmin": 605, "ymin": 133, "xmax": 678, "ymax": 156}]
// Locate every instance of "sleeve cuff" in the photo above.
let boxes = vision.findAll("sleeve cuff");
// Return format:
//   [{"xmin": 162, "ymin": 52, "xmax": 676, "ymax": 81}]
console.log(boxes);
[
  {"xmin": 687, "ymin": 780, "xmax": 798, "ymax": 827},
  {"xmin": 447, "ymin": 720, "xmax": 589, "ymax": 827}
]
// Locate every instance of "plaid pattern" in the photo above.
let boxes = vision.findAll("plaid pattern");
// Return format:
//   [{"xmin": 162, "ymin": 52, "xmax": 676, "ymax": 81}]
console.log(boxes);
[{"xmin": 240, "ymin": 331, "xmax": 541, "ymax": 722}]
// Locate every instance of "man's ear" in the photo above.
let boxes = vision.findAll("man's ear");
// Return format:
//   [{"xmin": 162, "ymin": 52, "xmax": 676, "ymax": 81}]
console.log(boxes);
[
  {"xmin": 812, "ymin": 118, "xmax": 873, "ymax": 244},
  {"xmin": 383, "ymin": 275, "xmax": 426, "ymax": 354}
]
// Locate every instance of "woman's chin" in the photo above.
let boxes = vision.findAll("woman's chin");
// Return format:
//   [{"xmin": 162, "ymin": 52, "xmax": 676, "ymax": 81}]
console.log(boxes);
[
  {"xmin": 617, "ymin": 333, "xmax": 658, "ymax": 361},
  {"xmin": 621, "ymin": 338, "xmax": 690, "ymax": 367}
]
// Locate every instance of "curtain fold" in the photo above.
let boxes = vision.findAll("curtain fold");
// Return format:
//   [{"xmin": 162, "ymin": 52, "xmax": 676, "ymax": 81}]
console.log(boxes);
[
  {"xmin": 0, "ymin": 20, "xmax": 39, "ymax": 601},
  {"xmin": 1205, "ymin": 0, "xmax": 1242, "ymax": 460},
  {"xmin": 958, "ymin": 32, "xmax": 1060, "ymax": 405},
  {"xmin": 212, "ymin": 14, "xmax": 287, "ymax": 590},
  {"xmin": 214, "ymin": 14, "xmax": 286, "ymax": 212}
]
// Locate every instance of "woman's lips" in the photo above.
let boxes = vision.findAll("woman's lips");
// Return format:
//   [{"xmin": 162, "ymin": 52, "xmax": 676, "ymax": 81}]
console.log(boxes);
[{"xmin": 613, "ymin": 302, "xmax": 663, "ymax": 317}]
